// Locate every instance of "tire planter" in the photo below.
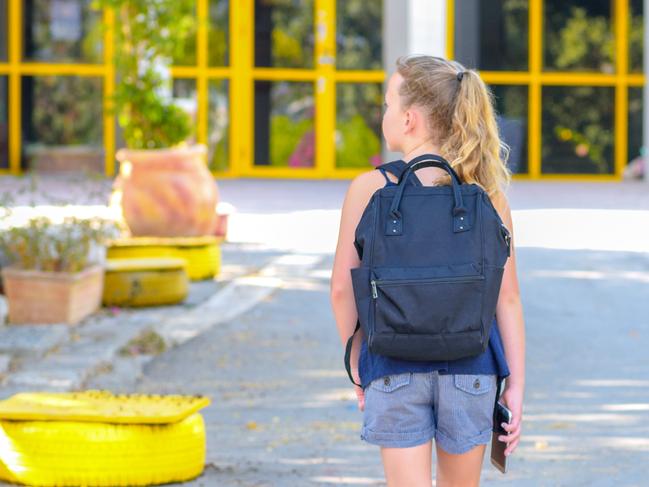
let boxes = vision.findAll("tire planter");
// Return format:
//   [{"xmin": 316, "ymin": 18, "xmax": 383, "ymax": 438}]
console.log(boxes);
[
  {"xmin": 0, "ymin": 390, "xmax": 210, "ymax": 487},
  {"xmin": 107, "ymin": 236, "xmax": 222, "ymax": 281},
  {"xmin": 103, "ymin": 258, "xmax": 189, "ymax": 307}
]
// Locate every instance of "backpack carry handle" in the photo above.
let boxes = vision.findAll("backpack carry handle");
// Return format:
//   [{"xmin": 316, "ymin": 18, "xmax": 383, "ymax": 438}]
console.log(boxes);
[
  {"xmin": 388, "ymin": 155, "xmax": 468, "ymax": 234},
  {"xmin": 397, "ymin": 154, "xmax": 463, "ymax": 187}
]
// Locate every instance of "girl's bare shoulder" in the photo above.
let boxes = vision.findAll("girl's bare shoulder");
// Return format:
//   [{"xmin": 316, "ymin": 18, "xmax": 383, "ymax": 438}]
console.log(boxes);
[
  {"xmin": 344, "ymin": 168, "xmax": 389, "ymax": 210},
  {"xmin": 490, "ymin": 189, "xmax": 512, "ymax": 225},
  {"xmin": 491, "ymin": 191, "xmax": 509, "ymax": 214}
]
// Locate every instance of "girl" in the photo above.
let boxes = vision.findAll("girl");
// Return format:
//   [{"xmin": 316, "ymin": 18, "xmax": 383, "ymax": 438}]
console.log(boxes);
[{"xmin": 330, "ymin": 55, "xmax": 525, "ymax": 487}]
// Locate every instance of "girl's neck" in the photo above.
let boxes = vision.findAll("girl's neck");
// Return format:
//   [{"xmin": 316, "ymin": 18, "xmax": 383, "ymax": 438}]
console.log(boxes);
[{"xmin": 401, "ymin": 140, "xmax": 442, "ymax": 163}]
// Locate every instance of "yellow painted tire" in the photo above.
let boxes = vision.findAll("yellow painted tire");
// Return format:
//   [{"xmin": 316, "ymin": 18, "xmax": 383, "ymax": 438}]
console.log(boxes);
[
  {"xmin": 103, "ymin": 258, "xmax": 189, "ymax": 307},
  {"xmin": 107, "ymin": 237, "xmax": 221, "ymax": 281},
  {"xmin": 181, "ymin": 242, "xmax": 220, "ymax": 280},
  {"xmin": 0, "ymin": 413, "xmax": 206, "ymax": 486}
]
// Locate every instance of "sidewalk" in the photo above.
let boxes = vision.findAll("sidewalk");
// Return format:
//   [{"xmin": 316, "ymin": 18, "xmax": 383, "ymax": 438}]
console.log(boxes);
[{"xmin": 0, "ymin": 241, "xmax": 286, "ymax": 397}]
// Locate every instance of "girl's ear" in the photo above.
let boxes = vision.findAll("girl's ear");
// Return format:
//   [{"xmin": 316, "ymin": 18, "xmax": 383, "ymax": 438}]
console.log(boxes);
[{"xmin": 403, "ymin": 108, "xmax": 416, "ymax": 134}]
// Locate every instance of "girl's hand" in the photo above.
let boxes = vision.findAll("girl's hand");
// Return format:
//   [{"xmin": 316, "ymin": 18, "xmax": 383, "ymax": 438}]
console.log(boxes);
[
  {"xmin": 354, "ymin": 384, "xmax": 365, "ymax": 411},
  {"xmin": 498, "ymin": 383, "xmax": 524, "ymax": 456},
  {"xmin": 351, "ymin": 368, "xmax": 365, "ymax": 411}
]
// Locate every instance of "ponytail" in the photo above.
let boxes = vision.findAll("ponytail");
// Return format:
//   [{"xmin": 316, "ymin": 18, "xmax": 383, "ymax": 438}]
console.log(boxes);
[{"xmin": 396, "ymin": 56, "xmax": 512, "ymax": 199}]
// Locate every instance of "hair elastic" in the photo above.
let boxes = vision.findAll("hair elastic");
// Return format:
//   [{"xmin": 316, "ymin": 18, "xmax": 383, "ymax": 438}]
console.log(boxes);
[{"xmin": 456, "ymin": 71, "xmax": 465, "ymax": 82}]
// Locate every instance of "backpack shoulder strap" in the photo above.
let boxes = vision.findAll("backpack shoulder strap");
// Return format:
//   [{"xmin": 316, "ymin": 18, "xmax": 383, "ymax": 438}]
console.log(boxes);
[
  {"xmin": 376, "ymin": 160, "xmax": 422, "ymax": 186},
  {"xmin": 376, "ymin": 167, "xmax": 391, "ymax": 185}
]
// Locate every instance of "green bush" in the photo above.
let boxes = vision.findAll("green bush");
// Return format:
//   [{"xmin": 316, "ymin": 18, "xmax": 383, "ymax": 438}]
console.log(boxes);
[
  {"xmin": 270, "ymin": 115, "xmax": 313, "ymax": 166},
  {"xmin": 31, "ymin": 76, "xmax": 103, "ymax": 146},
  {"xmin": 336, "ymin": 115, "xmax": 381, "ymax": 168}
]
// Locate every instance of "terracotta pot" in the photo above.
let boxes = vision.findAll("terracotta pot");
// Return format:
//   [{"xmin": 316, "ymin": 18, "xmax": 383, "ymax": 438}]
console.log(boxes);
[
  {"xmin": 114, "ymin": 145, "xmax": 218, "ymax": 237},
  {"xmin": 1, "ymin": 265, "xmax": 104, "ymax": 325}
]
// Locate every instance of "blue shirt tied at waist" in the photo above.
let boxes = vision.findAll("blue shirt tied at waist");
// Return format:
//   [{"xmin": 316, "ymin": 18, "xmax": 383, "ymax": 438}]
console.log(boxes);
[{"xmin": 358, "ymin": 316, "xmax": 510, "ymax": 390}]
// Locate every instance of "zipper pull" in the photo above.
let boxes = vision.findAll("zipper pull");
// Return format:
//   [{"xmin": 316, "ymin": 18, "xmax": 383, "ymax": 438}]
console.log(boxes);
[{"xmin": 371, "ymin": 280, "xmax": 378, "ymax": 299}]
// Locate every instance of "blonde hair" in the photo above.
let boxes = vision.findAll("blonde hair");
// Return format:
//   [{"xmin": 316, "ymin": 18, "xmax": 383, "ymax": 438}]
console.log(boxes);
[{"xmin": 395, "ymin": 55, "xmax": 511, "ymax": 199}]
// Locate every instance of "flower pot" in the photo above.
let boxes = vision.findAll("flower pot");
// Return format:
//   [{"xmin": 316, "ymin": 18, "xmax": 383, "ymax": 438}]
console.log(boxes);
[
  {"xmin": 113, "ymin": 145, "xmax": 218, "ymax": 237},
  {"xmin": 1, "ymin": 265, "xmax": 104, "ymax": 325}
]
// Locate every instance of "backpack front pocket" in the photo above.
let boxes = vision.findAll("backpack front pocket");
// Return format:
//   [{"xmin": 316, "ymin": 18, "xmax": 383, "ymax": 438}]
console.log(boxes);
[{"xmin": 369, "ymin": 265, "xmax": 485, "ymax": 339}]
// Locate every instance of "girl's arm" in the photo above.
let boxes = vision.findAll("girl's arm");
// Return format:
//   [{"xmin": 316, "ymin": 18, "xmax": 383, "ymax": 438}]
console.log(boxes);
[
  {"xmin": 493, "ymin": 192, "xmax": 526, "ymax": 456},
  {"xmin": 330, "ymin": 172, "xmax": 383, "ymax": 405}
]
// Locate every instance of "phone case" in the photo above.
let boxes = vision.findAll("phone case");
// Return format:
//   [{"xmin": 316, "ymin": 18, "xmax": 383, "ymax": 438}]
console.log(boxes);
[{"xmin": 490, "ymin": 401, "xmax": 512, "ymax": 473}]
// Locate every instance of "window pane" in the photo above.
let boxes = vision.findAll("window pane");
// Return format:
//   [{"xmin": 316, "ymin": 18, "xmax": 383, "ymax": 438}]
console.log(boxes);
[
  {"xmin": 208, "ymin": 79, "xmax": 229, "ymax": 171},
  {"xmin": 491, "ymin": 85, "xmax": 528, "ymax": 174},
  {"xmin": 544, "ymin": 0, "xmax": 614, "ymax": 73},
  {"xmin": 335, "ymin": 83, "xmax": 382, "ymax": 168},
  {"xmin": 541, "ymin": 86, "xmax": 614, "ymax": 174},
  {"xmin": 172, "ymin": 78, "xmax": 197, "ymax": 142},
  {"xmin": 0, "ymin": 76, "xmax": 7, "ymax": 169},
  {"xmin": 22, "ymin": 76, "xmax": 103, "ymax": 171},
  {"xmin": 630, "ymin": 0, "xmax": 643, "ymax": 73},
  {"xmin": 336, "ymin": 0, "xmax": 382, "ymax": 70},
  {"xmin": 23, "ymin": 0, "xmax": 102, "ymax": 63},
  {"xmin": 454, "ymin": 0, "xmax": 528, "ymax": 71},
  {"xmin": 628, "ymin": 87, "xmax": 642, "ymax": 163},
  {"xmin": 254, "ymin": 81, "xmax": 314, "ymax": 167},
  {"xmin": 209, "ymin": 0, "xmax": 229, "ymax": 66},
  {"xmin": 0, "ymin": 0, "xmax": 7, "ymax": 61},
  {"xmin": 254, "ymin": 0, "xmax": 314, "ymax": 68}
]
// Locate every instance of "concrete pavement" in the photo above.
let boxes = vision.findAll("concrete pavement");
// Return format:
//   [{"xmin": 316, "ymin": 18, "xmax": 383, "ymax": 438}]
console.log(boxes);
[{"xmin": 0, "ymin": 175, "xmax": 648, "ymax": 485}]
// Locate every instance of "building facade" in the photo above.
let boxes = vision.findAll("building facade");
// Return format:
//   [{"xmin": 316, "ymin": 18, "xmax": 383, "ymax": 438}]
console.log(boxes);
[{"xmin": 0, "ymin": 0, "xmax": 644, "ymax": 180}]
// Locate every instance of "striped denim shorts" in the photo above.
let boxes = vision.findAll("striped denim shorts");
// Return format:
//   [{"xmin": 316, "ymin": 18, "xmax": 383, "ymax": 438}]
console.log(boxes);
[{"xmin": 360, "ymin": 371, "xmax": 497, "ymax": 454}]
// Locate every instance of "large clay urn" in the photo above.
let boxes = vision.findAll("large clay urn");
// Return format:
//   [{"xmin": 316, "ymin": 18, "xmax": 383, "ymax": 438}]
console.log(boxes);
[{"xmin": 113, "ymin": 145, "xmax": 218, "ymax": 237}]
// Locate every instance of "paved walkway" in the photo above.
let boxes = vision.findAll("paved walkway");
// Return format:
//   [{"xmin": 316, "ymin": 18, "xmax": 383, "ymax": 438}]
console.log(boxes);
[{"xmin": 0, "ymin": 174, "xmax": 648, "ymax": 485}]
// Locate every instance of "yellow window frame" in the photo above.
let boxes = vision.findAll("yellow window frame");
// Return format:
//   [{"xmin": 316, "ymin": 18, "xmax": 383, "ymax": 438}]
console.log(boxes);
[
  {"xmin": 447, "ymin": 0, "xmax": 643, "ymax": 181},
  {"xmin": 0, "ymin": 0, "xmax": 387, "ymax": 179}
]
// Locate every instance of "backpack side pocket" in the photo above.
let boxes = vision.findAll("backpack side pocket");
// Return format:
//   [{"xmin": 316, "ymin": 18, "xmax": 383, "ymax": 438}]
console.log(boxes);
[{"xmin": 350, "ymin": 266, "xmax": 373, "ymax": 337}]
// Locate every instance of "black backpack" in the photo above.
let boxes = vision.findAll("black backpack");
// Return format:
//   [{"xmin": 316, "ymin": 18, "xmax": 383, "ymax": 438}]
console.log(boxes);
[{"xmin": 344, "ymin": 154, "xmax": 511, "ymax": 386}]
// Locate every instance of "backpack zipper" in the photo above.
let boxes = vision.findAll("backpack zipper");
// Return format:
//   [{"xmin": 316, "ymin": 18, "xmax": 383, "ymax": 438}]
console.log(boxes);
[{"xmin": 371, "ymin": 275, "xmax": 483, "ymax": 299}]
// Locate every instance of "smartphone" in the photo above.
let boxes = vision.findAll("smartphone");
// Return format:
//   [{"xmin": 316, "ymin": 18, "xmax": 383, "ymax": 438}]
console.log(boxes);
[{"xmin": 490, "ymin": 401, "xmax": 513, "ymax": 474}]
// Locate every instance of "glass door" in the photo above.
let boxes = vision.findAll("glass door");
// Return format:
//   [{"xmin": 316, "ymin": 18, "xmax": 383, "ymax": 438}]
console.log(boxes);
[
  {"xmin": 251, "ymin": 0, "xmax": 317, "ymax": 173},
  {"xmin": 245, "ymin": 0, "xmax": 385, "ymax": 178}
]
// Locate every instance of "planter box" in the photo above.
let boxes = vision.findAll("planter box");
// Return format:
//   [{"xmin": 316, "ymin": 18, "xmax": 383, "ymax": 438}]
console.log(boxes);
[
  {"xmin": 1, "ymin": 265, "xmax": 104, "ymax": 325},
  {"xmin": 26, "ymin": 145, "xmax": 105, "ymax": 174}
]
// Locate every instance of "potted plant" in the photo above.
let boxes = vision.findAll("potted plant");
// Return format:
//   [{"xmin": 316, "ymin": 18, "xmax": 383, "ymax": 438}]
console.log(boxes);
[
  {"xmin": 0, "ymin": 215, "xmax": 119, "ymax": 325},
  {"xmin": 97, "ymin": 0, "xmax": 219, "ymax": 237}
]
